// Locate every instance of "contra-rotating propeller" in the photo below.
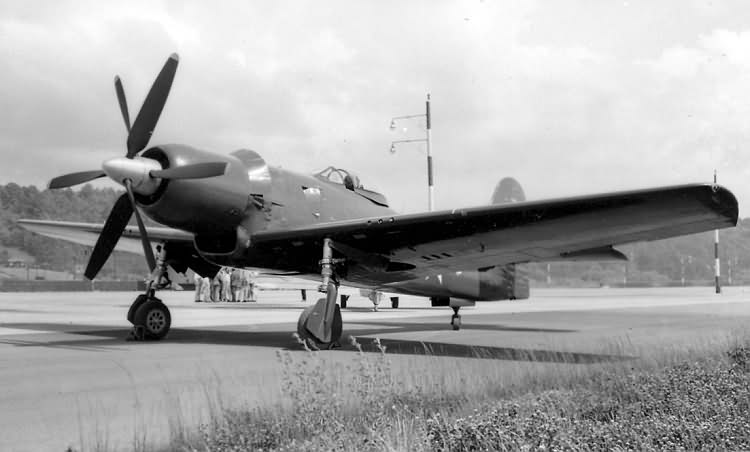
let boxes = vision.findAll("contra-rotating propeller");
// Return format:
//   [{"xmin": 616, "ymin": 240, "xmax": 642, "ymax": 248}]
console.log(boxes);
[{"xmin": 48, "ymin": 54, "xmax": 227, "ymax": 280}]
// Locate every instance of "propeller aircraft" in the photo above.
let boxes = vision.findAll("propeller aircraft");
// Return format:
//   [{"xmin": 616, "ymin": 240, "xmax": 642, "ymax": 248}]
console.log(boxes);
[{"xmin": 19, "ymin": 54, "xmax": 739, "ymax": 348}]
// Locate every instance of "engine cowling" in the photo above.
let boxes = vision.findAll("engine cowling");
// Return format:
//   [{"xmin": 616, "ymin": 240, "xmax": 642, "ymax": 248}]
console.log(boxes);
[{"xmin": 137, "ymin": 145, "xmax": 255, "ymax": 235}]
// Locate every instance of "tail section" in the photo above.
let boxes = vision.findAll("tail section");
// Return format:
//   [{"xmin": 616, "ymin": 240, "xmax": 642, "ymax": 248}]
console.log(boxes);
[{"xmin": 480, "ymin": 177, "xmax": 530, "ymax": 300}]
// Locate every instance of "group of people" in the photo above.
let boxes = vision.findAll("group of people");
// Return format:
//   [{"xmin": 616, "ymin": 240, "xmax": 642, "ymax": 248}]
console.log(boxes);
[{"xmin": 193, "ymin": 267, "xmax": 257, "ymax": 303}]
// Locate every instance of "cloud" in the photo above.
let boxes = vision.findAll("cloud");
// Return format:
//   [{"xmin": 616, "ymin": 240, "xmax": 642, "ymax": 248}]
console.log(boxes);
[{"xmin": 1, "ymin": 1, "xmax": 750, "ymax": 217}]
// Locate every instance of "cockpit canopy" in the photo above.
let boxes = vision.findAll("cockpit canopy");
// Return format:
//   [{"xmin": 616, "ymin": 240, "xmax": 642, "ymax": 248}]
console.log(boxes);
[
  {"xmin": 314, "ymin": 166, "xmax": 363, "ymax": 191},
  {"xmin": 312, "ymin": 166, "xmax": 389, "ymax": 207}
]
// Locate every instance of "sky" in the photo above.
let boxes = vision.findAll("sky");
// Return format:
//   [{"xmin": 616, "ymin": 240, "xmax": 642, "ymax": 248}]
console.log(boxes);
[{"xmin": 1, "ymin": 0, "xmax": 750, "ymax": 215}]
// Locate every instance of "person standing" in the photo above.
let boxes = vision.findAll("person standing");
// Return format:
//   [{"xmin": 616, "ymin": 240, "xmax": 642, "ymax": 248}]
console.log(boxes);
[
  {"xmin": 246, "ymin": 270, "xmax": 257, "ymax": 302},
  {"xmin": 193, "ymin": 272, "xmax": 203, "ymax": 302},
  {"xmin": 240, "ymin": 270, "xmax": 250, "ymax": 303},
  {"xmin": 211, "ymin": 269, "xmax": 223, "ymax": 302},
  {"xmin": 230, "ymin": 268, "xmax": 243, "ymax": 302},
  {"xmin": 221, "ymin": 267, "xmax": 232, "ymax": 302},
  {"xmin": 201, "ymin": 276, "xmax": 211, "ymax": 301}
]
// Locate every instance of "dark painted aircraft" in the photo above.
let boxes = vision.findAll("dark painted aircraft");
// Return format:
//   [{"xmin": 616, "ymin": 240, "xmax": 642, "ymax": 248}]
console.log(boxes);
[{"xmin": 18, "ymin": 54, "xmax": 739, "ymax": 347}]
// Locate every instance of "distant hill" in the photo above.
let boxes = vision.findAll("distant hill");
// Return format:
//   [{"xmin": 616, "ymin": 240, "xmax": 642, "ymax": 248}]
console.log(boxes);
[{"xmin": 0, "ymin": 244, "xmax": 35, "ymax": 263}]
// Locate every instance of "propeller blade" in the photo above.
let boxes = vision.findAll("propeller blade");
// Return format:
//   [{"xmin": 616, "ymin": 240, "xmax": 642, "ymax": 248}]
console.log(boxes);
[
  {"xmin": 48, "ymin": 170, "xmax": 106, "ymax": 189},
  {"xmin": 114, "ymin": 76, "xmax": 131, "ymax": 132},
  {"xmin": 84, "ymin": 194, "xmax": 132, "ymax": 280},
  {"xmin": 150, "ymin": 162, "xmax": 227, "ymax": 180},
  {"xmin": 127, "ymin": 53, "xmax": 179, "ymax": 158},
  {"xmin": 125, "ymin": 180, "xmax": 156, "ymax": 272}
]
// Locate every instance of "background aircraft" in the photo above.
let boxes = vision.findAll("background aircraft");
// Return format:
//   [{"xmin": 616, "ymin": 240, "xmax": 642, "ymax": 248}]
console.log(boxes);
[{"xmin": 19, "ymin": 54, "xmax": 739, "ymax": 348}]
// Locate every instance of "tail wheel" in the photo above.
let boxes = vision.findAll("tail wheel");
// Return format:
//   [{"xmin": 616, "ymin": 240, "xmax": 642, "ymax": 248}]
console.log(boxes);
[{"xmin": 134, "ymin": 299, "xmax": 171, "ymax": 340}]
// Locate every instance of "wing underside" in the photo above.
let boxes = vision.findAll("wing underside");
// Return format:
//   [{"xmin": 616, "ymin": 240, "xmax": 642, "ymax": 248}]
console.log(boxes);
[{"xmin": 16, "ymin": 220, "xmax": 194, "ymax": 256}]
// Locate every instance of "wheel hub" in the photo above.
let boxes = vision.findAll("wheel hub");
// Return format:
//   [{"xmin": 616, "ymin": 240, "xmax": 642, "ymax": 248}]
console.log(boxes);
[{"xmin": 146, "ymin": 309, "xmax": 166, "ymax": 333}]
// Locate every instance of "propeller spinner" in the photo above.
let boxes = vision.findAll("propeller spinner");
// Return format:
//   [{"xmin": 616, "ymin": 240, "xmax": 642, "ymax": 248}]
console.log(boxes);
[{"xmin": 47, "ymin": 53, "xmax": 227, "ymax": 280}]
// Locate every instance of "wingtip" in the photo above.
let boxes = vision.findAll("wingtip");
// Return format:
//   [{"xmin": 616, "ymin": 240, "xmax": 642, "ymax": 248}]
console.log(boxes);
[{"xmin": 709, "ymin": 184, "xmax": 739, "ymax": 226}]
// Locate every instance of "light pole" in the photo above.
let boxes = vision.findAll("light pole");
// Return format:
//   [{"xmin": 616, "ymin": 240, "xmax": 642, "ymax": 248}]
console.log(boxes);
[
  {"xmin": 389, "ymin": 93, "xmax": 433, "ymax": 211},
  {"xmin": 714, "ymin": 169, "xmax": 721, "ymax": 294}
]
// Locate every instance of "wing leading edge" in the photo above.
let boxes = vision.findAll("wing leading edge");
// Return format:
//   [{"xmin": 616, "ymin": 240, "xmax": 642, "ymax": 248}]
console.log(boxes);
[{"xmin": 248, "ymin": 184, "xmax": 738, "ymax": 278}]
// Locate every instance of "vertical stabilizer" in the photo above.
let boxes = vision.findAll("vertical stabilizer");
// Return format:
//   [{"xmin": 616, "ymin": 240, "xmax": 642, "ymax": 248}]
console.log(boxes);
[
  {"xmin": 491, "ymin": 177, "xmax": 525, "ymax": 204},
  {"xmin": 480, "ymin": 177, "xmax": 529, "ymax": 300}
]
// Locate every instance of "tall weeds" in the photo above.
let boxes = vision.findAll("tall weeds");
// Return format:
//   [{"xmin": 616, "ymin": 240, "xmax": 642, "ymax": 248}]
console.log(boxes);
[{"xmin": 174, "ymin": 332, "xmax": 750, "ymax": 451}]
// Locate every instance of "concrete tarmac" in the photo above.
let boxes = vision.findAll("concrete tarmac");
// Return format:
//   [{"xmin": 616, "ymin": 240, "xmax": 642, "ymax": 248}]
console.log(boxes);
[{"xmin": 1, "ymin": 287, "xmax": 750, "ymax": 451}]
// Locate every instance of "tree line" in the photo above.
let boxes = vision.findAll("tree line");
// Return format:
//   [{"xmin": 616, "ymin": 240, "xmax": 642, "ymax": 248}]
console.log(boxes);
[{"xmin": 0, "ymin": 183, "xmax": 145, "ymax": 279}]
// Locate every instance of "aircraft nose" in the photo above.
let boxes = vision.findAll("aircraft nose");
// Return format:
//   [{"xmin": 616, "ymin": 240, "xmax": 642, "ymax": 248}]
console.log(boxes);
[{"xmin": 102, "ymin": 156, "xmax": 163, "ymax": 195}]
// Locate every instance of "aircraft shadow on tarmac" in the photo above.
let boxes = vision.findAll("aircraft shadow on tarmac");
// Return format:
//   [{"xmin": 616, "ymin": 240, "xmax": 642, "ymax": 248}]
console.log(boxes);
[
  {"xmin": 0, "ymin": 321, "xmax": 631, "ymax": 364},
  {"xmin": 347, "ymin": 319, "xmax": 577, "ymax": 334}
]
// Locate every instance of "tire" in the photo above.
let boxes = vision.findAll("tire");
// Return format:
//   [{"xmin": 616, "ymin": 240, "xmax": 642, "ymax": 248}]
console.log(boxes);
[
  {"xmin": 296, "ymin": 302, "xmax": 342, "ymax": 349},
  {"xmin": 340, "ymin": 295, "xmax": 349, "ymax": 309},
  {"xmin": 127, "ymin": 294, "xmax": 151, "ymax": 324},
  {"xmin": 390, "ymin": 297, "xmax": 399, "ymax": 309},
  {"xmin": 133, "ymin": 300, "xmax": 171, "ymax": 340}
]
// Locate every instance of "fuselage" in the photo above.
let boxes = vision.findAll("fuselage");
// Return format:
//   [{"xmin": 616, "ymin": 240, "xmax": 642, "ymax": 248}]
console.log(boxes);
[{"xmin": 135, "ymin": 144, "xmax": 526, "ymax": 302}]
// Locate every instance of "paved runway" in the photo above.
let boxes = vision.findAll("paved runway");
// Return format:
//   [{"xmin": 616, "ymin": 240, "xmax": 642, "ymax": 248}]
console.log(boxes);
[{"xmin": 2, "ymin": 287, "xmax": 750, "ymax": 451}]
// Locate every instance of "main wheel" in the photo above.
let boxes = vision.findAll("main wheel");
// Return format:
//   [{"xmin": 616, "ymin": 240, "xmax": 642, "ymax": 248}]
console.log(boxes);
[
  {"xmin": 451, "ymin": 314, "xmax": 461, "ymax": 331},
  {"xmin": 296, "ymin": 302, "xmax": 342, "ymax": 349},
  {"xmin": 133, "ymin": 300, "xmax": 171, "ymax": 340},
  {"xmin": 127, "ymin": 294, "xmax": 151, "ymax": 324},
  {"xmin": 391, "ymin": 297, "xmax": 399, "ymax": 309}
]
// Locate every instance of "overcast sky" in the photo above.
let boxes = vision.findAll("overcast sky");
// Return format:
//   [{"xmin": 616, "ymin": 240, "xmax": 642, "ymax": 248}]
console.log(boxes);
[{"xmin": 2, "ymin": 0, "xmax": 750, "ymax": 214}]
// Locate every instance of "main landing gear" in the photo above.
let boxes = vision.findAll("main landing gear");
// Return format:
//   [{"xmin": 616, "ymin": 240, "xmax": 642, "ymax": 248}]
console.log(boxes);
[
  {"xmin": 126, "ymin": 243, "xmax": 172, "ymax": 341},
  {"xmin": 296, "ymin": 238, "xmax": 343, "ymax": 349}
]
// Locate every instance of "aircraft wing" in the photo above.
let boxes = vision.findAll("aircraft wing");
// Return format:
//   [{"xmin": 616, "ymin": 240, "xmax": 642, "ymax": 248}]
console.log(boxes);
[
  {"xmin": 16, "ymin": 220, "xmax": 194, "ymax": 256},
  {"xmin": 249, "ymin": 184, "xmax": 738, "ymax": 277}
]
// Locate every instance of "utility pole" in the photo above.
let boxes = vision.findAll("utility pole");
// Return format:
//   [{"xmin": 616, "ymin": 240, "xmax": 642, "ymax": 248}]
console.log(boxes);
[{"xmin": 714, "ymin": 169, "xmax": 721, "ymax": 294}]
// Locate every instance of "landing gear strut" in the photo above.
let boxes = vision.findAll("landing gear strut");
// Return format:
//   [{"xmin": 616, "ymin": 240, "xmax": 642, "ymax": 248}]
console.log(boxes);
[
  {"xmin": 126, "ymin": 243, "xmax": 172, "ymax": 341},
  {"xmin": 296, "ymin": 238, "xmax": 343, "ymax": 349},
  {"xmin": 450, "ymin": 306, "xmax": 462, "ymax": 331}
]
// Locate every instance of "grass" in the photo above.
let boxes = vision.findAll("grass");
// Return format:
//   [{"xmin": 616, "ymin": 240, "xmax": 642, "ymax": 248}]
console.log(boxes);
[
  {"xmin": 61, "ymin": 330, "xmax": 750, "ymax": 451},
  {"xmin": 148, "ymin": 330, "xmax": 750, "ymax": 452}
]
